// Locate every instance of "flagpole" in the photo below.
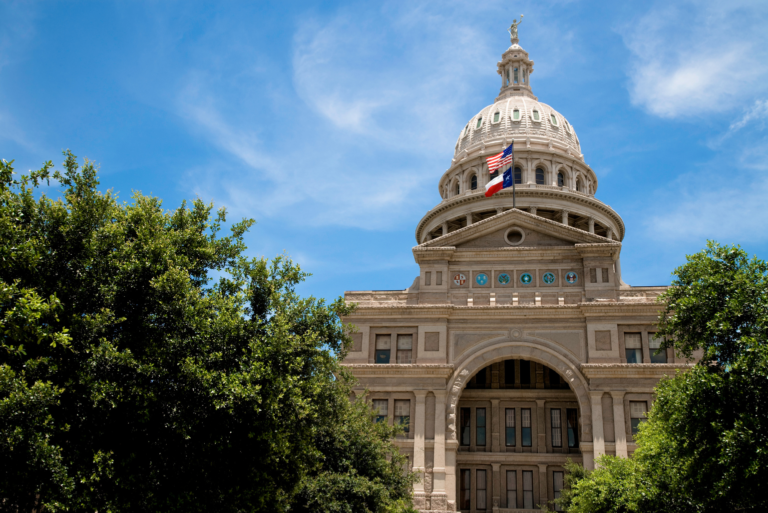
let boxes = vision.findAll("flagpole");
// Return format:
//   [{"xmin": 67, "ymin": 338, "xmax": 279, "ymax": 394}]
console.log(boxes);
[{"xmin": 512, "ymin": 142, "xmax": 516, "ymax": 209}]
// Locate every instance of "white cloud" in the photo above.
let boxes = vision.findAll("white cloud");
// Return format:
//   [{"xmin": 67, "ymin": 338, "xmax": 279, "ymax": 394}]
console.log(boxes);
[{"xmin": 621, "ymin": 1, "xmax": 768, "ymax": 118}]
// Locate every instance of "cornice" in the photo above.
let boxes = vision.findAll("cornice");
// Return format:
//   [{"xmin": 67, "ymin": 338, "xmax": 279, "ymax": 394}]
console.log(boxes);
[
  {"xmin": 342, "ymin": 302, "xmax": 666, "ymax": 318},
  {"xmin": 581, "ymin": 363, "xmax": 693, "ymax": 379},
  {"xmin": 416, "ymin": 189, "xmax": 625, "ymax": 244},
  {"xmin": 415, "ymin": 246, "xmax": 584, "ymax": 263},
  {"xmin": 342, "ymin": 364, "xmax": 455, "ymax": 378}
]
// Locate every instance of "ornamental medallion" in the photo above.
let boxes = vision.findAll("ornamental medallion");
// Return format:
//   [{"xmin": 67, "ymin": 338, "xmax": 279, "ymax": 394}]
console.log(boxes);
[
  {"xmin": 453, "ymin": 273, "xmax": 466, "ymax": 286},
  {"xmin": 475, "ymin": 273, "xmax": 488, "ymax": 286},
  {"xmin": 497, "ymin": 273, "xmax": 511, "ymax": 285},
  {"xmin": 543, "ymin": 272, "xmax": 556, "ymax": 284},
  {"xmin": 519, "ymin": 272, "xmax": 533, "ymax": 284},
  {"xmin": 565, "ymin": 271, "xmax": 578, "ymax": 284}
]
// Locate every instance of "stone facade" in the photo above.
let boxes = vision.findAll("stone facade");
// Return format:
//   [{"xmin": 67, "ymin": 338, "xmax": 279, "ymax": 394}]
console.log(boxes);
[{"xmin": 341, "ymin": 30, "xmax": 691, "ymax": 513}]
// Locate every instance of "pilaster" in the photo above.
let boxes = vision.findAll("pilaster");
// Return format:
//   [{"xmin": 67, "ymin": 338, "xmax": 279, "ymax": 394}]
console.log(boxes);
[
  {"xmin": 589, "ymin": 391, "xmax": 606, "ymax": 464},
  {"xmin": 610, "ymin": 391, "xmax": 627, "ymax": 457}
]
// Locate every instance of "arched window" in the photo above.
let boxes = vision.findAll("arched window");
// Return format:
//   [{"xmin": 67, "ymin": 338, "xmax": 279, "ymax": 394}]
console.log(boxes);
[
  {"xmin": 514, "ymin": 68, "xmax": 519, "ymax": 84},
  {"xmin": 476, "ymin": 116, "xmax": 483, "ymax": 129},
  {"xmin": 455, "ymin": 181, "xmax": 460, "ymax": 195},
  {"xmin": 550, "ymin": 114, "xmax": 558, "ymax": 126},
  {"xmin": 532, "ymin": 110, "xmax": 540, "ymax": 121},
  {"xmin": 576, "ymin": 178, "xmax": 582, "ymax": 192},
  {"xmin": 513, "ymin": 109, "xmax": 520, "ymax": 121},
  {"xmin": 493, "ymin": 111, "xmax": 500, "ymax": 123},
  {"xmin": 471, "ymin": 175, "xmax": 478, "ymax": 190},
  {"xmin": 514, "ymin": 167, "xmax": 522, "ymax": 184},
  {"xmin": 557, "ymin": 172, "xmax": 564, "ymax": 187},
  {"xmin": 506, "ymin": 68, "xmax": 511, "ymax": 85},
  {"xmin": 536, "ymin": 168, "xmax": 545, "ymax": 185}
]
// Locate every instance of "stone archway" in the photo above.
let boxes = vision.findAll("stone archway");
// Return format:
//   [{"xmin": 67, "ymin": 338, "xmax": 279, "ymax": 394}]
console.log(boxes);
[{"xmin": 444, "ymin": 337, "xmax": 593, "ymax": 444}]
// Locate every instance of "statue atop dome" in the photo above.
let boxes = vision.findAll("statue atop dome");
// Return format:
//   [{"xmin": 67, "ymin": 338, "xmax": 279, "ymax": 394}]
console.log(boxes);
[{"xmin": 508, "ymin": 15, "xmax": 523, "ymax": 42}]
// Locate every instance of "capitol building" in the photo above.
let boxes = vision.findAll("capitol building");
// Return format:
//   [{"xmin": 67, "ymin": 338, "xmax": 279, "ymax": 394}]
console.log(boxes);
[{"xmin": 341, "ymin": 25, "xmax": 690, "ymax": 513}]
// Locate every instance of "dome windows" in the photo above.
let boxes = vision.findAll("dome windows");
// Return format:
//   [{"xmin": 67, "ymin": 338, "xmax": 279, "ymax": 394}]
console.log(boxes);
[
  {"xmin": 463, "ymin": 123, "xmax": 470, "ymax": 137},
  {"xmin": 532, "ymin": 109, "xmax": 541, "ymax": 122},
  {"xmin": 492, "ymin": 111, "xmax": 501, "ymax": 124},
  {"xmin": 476, "ymin": 116, "xmax": 483, "ymax": 129},
  {"xmin": 506, "ymin": 68, "xmax": 511, "ymax": 86},
  {"xmin": 470, "ymin": 174, "xmax": 478, "ymax": 190},
  {"xmin": 550, "ymin": 114, "xmax": 559, "ymax": 126},
  {"xmin": 514, "ymin": 167, "xmax": 522, "ymax": 184},
  {"xmin": 564, "ymin": 120, "xmax": 572, "ymax": 134},
  {"xmin": 576, "ymin": 178, "xmax": 582, "ymax": 192},
  {"xmin": 455, "ymin": 181, "xmax": 461, "ymax": 195},
  {"xmin": 512, "ymin": 109, "xmax": 521, "ymax": 121},
  {"xmin": 523, "ymin": 68, "xmax": 527, "ymax": 84},
  {"xmin": 514, "ymin": 67, "xmax": 519, "ymax": 84},
  {"xmin": 535, "ymin": 168, "xmax": 545, "ymax": 185},
  {"xmin": 557, "ymin": 172, "xmax": 564, "ymax": 187}
]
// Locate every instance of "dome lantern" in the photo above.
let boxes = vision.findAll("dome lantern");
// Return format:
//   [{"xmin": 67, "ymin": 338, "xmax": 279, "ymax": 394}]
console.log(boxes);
[{"xmin": 497, "ymin": 16, "xmax": 536, "ymax": 101}]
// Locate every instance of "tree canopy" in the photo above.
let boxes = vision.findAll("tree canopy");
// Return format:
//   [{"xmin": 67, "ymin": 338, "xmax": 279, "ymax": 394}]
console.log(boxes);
[
  {"xmin": 556, "ymin": 242, "xmax": 768, "ymax": 513},
  {"xmin": 0, "ymin": 152, "xmax": 415, "ymax": 512}
]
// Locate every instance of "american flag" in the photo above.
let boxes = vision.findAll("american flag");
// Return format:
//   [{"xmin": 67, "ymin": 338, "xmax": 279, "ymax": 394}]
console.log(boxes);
[{"xmin": 486, "ymin": 143, "xmax": 514, "ymax": 174}]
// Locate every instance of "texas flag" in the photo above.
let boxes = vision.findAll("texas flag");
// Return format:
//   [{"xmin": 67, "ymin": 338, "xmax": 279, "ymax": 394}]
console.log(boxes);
[{"xmin": 485, "ymin": 168, "xmax": 514, "ymax": 197}]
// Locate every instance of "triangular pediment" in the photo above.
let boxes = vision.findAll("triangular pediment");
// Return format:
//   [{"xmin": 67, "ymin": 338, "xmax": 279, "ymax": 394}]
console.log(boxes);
[{"xmin": 419, "ymin": 208, "xmax": 615, "ymax": 250}]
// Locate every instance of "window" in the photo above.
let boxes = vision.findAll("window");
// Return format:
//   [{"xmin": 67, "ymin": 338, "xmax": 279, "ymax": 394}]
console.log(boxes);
[
  {"xmin": 553, "ymin": 471, "xmax": 564, "ymax": 511},
  {"xmin": 460, "ymin": 469, "xmax": 471, "ymax": 510},
  {"xmin": 625, "ymin": 333, "xmax": 643, "ymax": 363},
  {"xmin": 455, "ymin": 181, "xmax": 460, "ymax": 195},
  {"xmin": 649, "ymin": 334, "xmax": 667, "ymax": 363},
  {"xmin": 505, "ymin": 360, "xmax": 516, "ymax": 386},
  {"xmin": 557, "ymin": 172, "xmax": 564, "ymax": 187},
  {"xmin": 533, "ymin": 110, "xmax": 540, "ymax": 121},
  {"xmin": 514, "ymin": 167, "xmax": 522, "ymax": 184},
  {"xmin": 630, "ymin": 401, "xmax": 648, "ymax": 435},
  {"xmin": 505, "ymin": 408, "xmax": 516, "ymax": 446},
  {"xmin": 564, "ymin": 120, "xmax": 571, "ymax": 133},
  {"xmin": 436, "ymin": 271, "xmax": 442, "ymax": 285},
  {"xmin": 523, "ymin": 470, "xmax": 534, "ymax": 509},
  {"xmin": 375, "ymin": 335, "xmax": 391, "ymax": 364},
  {"xmin": 514, "ymin": 67, "xmax": 519, "ymax": 84},
  {"xmin": 567, "ymin": 409, "xmax": 579, "ymax": 448},
  {"xmin": 536, "ymin": 168, "xmax": 545, "ymax": 185},
  {"xmin": 493, "ymin": 111, "xmax": 500, "ymax": 123},
  {"xmin": 506, "ymin": 68, "xmax": 510, "ymax": 85},
  {"xmin": 523, "ymin": 68, "xmax": 527, "ymax": 84},
  {"xmin": 394, "ymin": 400, "xmax": 410, "ymax": 433},
  {"xmin": 476, "ymin": 117, "xmax": 483, "ymax": 129},
  {"xmin": 463, "ymin": 124, "xmax": 469, "ymax": 136},
  {"xmin": 522, "ymin": 408, "xmax": 532, "ymax": 447},
  {"xmin": 460, "ymin": 408, "xmax": 471, "ymax": 446},
  {"xmin": 576, "ymin": 178, "xmax": 581, "ymax": 192},
  {"xmin": 471, "ymin": 175, "xmax": 478, "ymax": 190},
  {"xmin": 506, "ymin": 470, "xmax": 517, "ymax": 508},
  {"xmin": 513, "ymin": 109, "xmax": 520, "ymax": 121},
  {"xmin": 602, "ymin": 268, "xmax": 609, "ymax": 283},
  {"xmin": 551, "ymin": 113, "xmax": 558, "ymax": 125},
  {"xmin": 396, "ymin": 334, "xmax": 412, "ymax": 363},
  {"xmin": 476, "ymin": 408, "xmax": 486, "ymax": 446},
  {"xmin": 373, "ymin": 399, "xmax": 388, "ymax": 423},
  {"xmin": 551, "ymin": 409, "xmax": 563, "ymax": 447},
  {"xmin": 477, "ymin": 470, "xmax": 487, "ymax": 510},
  {"xmin": 520, "ymin": 360, "xmax": 531, "ymax": 388}
]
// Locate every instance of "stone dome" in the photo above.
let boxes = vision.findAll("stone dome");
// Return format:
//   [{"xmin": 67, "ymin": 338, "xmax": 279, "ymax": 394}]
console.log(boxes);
[{"xmin": 453, "ymin": 99, "xmax": 583, "ymax": 161}]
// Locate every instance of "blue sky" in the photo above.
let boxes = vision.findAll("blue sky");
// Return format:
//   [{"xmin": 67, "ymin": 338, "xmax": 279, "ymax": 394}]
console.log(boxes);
[{"xmin": 2, "ymin": 0, "xmax": 768, "ymax": 301}]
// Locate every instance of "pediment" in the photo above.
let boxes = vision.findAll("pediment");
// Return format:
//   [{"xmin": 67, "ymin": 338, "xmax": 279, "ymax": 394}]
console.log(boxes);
[{"xmin": 420, "ymin": 208, "xmax": 614, "ymax": 249}]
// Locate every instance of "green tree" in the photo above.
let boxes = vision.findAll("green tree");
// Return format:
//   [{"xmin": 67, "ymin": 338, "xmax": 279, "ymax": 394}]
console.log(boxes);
[
  {"xmin": 0, "ymin": 153, "xmax": 415, "ymax": 512},
  {"xmin": 560, "ymin": 242, "xmax": 768, "ymax": 513}
]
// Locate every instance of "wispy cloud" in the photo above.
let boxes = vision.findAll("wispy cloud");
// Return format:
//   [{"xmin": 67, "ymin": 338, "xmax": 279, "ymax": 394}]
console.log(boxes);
[{"xmin": 621, "ymin": 1, "xmax": 768, "ymax": 118}]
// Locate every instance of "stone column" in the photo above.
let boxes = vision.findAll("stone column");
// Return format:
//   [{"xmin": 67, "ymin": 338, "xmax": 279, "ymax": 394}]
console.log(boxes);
[
  {"xmin": 611, "ymin": 391, "xmax": 628, "ymax": 457},
  {"xmin": 538, "ymin": 463, "xmax": 548, "ymax": 509},
  {"xmin": 491, "ymin": 399, "xmax": 500, "ymax": 452},
  {"xmin": 561, "ymin": 210, "xmax": 569, "ymax": 225},
  {"xmin": 442, "ymin": 221, "xmax": 448, "ymax": 236},
  {"xmin": 606, "ymin": 228, "xmax": 614, "ymax": 240},
  {"xmin": 536, "ymin": 399, "xmax": 546, "ymax": 453},
  {"xmin": 413, "ymin": 390, "xmax": 428, "ymax": 507},
  {"xmin": 530, "ymin": 206, "xmax": 537, "ymax": 216},
  {"xmin": 615, "ymin": 257, "xmax": 623, "ymax": 287},
  {"xmin": 466, "ymin": 213, "xmax": 473, "ymax": 226},
  {"xmin": 588, "ymin": 217, "xmax": 595, "ymax": 233},
  {"xmin": 496, "ymin": 207, "xmax": 503, "ymax": 215},
  {"xmin": 492, "ymin": 462, "xmax": 501, "ymax": 511},
  {"xmin": 432, "ymin": 391, "xmax": 448, "ymax": 510},
  {"xmin": 589, "ymin": 391, "xmax": 606, "ymax": 463}
]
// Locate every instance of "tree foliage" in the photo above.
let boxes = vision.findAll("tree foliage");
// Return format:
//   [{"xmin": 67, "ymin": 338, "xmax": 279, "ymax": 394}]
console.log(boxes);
[
  {"xmin": 0, "ymin": 153, "xmax": 415, "ymax": 512},
  {"xmin": 559, "ymin": 242, "xmax": 768, "ymax": 513}
]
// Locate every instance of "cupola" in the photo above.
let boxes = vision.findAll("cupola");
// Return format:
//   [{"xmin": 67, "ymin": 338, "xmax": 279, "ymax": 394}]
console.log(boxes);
[{"xmin": 496, "ymin": 16, "xmax": 536, "ymax": 101}]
